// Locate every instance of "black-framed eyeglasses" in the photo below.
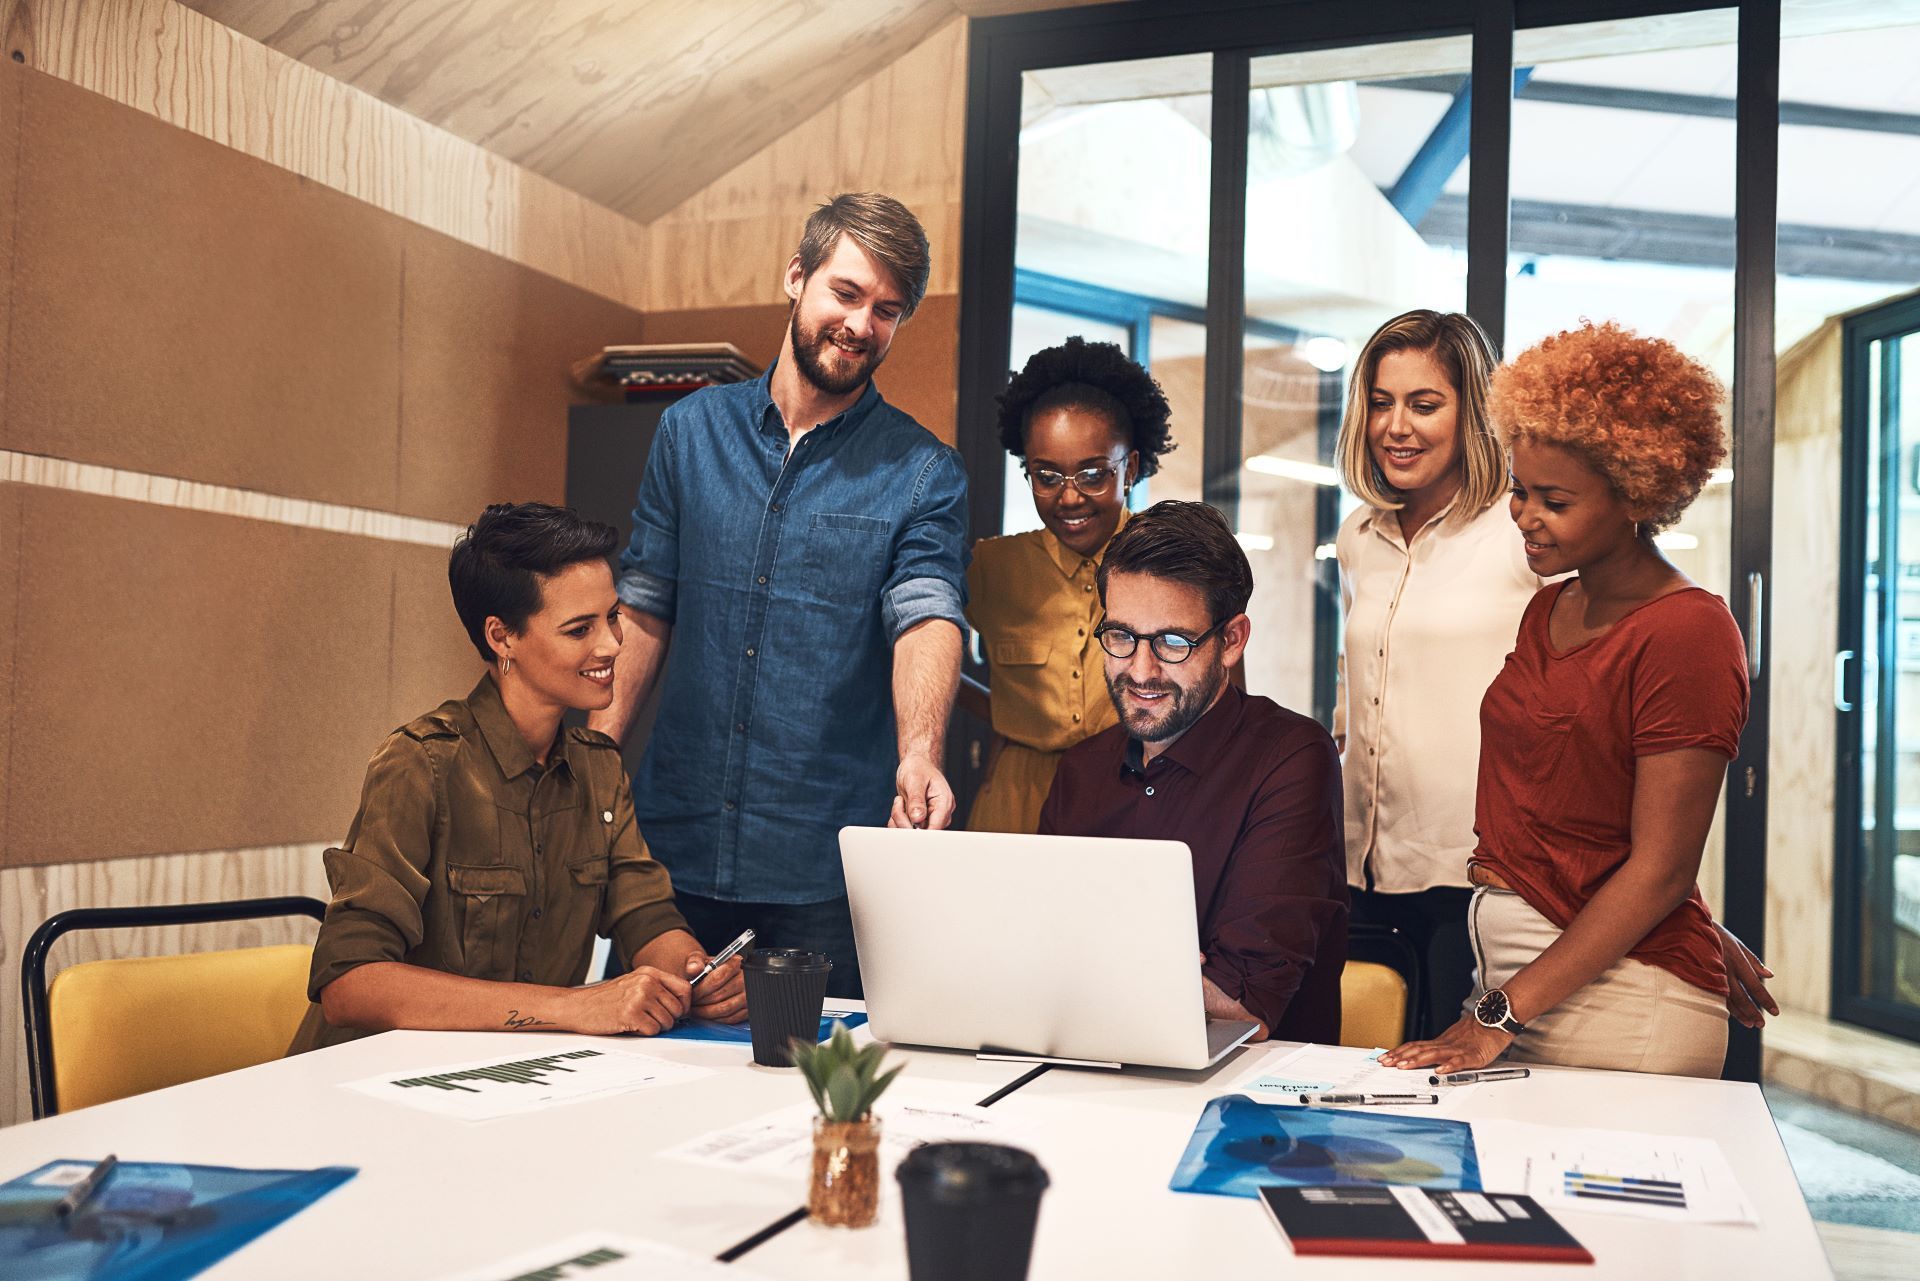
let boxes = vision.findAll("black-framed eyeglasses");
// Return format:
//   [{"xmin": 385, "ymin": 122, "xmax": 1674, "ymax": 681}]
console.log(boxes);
[
  {"xmin": 1095, "ymin": 620, "xmax": 1225, "ymax": 664},
  {"xmin": 1026, "ymin": 461, "xmax": 1124, "ymax": 498}
]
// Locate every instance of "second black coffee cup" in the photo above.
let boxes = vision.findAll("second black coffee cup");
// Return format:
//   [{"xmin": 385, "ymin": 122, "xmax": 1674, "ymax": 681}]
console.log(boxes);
[
  {"xmin": 897, "ymin": 1142, "xmax": 1050, "ymax": 1281},
  {"xmin": 741, "ymin": 948, "xmax": 832, "ymax": 1067}
]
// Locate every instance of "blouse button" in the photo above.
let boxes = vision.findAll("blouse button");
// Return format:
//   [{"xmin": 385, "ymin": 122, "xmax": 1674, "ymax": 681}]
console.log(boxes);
[
  {"xmin": 1145, "ymin": 786, "xmax": 1156, "ymax": 797},
  {"xmin": 1072, "ymin": 713, "xmax": 1081, "ymax": 722},
  {"xmin": 603, "ymin": 810, "xmax": 614, "ymax": 823},
  {"xmin": 1083, "ymin": 584, "xmax": 1093, "ymax": 593}
]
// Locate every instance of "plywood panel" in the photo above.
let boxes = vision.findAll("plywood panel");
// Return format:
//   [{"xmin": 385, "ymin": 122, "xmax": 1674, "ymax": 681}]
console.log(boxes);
[
  {"xmin": 0, "ymin": 842, "xmax": 329, "ymax": 1128},
  {"xmin": 6, "ymin": 68, "xmax": 406, "ymax": 510},
  {"xmin": 645, "ymin": 19, "xmax": 967, "ymax": 312},
  {"xmin": 0, "ymin": 54, "xmax": 19, "ymax": 420},
  {"xmin": 3, "ymin": 487, "xmax": 399, "ymax": 866},
  {"xmin": 638, "ymin": 293, "xmax": 960, "ymax": 449},
  {"xmin": 185, "ymin": 0, "xmax": 958, "ymax": 225},
  {"xmin": 0, "ymin": 485, "xmax": 21, "ymax": 868},
  {"xmin": 1768, "ymin": 319, "xmax": 1844, "ymax": 1016},
  {"xmin": 397, "ymin": 225, "xmax": 645, "ymax": 525},
  {"xmin": 9, "ymin": 0, "xmax": 652, "ymax": 311},
  {"xmin": 388, "ymin": 540, "xmax": 487, "ymax": 732}
]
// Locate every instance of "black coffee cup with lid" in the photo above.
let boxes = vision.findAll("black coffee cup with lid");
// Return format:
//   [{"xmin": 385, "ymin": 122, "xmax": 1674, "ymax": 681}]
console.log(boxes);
[
  {"xmin": 740, "ymin": 948, "xmax": 831, "ymax": 1067},
  {"xmin": 896, "ymin": 1142, "xmax": 1050, "ymax": 1281}
]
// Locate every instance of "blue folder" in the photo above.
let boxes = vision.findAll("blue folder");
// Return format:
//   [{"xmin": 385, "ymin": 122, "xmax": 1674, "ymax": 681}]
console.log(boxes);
[
  {"xmin": 0, "ymin": 1159, "xmax": 355, "ymax": 1280},
  {"xmin": 1169, "ymin": 1095, "xmax": 1481, "ymax": 1199},
  {"xmin": 655, "ymin": 1010, "xmax": 868, "ymax": 1044}
]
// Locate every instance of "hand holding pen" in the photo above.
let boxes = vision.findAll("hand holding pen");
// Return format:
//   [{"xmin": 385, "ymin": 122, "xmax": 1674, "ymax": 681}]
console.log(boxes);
[{"xmin": 682, "ymin": 929, "xmax": 753, "ymax": 1024}]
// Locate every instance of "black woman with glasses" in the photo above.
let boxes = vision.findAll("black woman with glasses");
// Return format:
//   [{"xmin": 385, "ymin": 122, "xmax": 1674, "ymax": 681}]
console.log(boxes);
[
  {"xmin": 960, "ymin": 337, "xmax": 1175, "ymax": 834},
  {"xmin": 1036, "ymin": 500, "xmax": 1347, "ymax": 1043}
]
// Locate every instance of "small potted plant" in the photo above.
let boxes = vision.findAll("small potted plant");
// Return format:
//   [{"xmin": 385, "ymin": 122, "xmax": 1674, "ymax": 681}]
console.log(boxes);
[{"xmin": 791, "ymin": 1022, "xmax": 903, "ymax": 1228}]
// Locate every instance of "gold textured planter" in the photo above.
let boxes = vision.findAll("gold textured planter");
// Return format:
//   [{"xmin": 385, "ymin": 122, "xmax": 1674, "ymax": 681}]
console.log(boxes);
[{"xmin": 808, "ymin": 1115, "xmax": 882, "ymax": 1228}]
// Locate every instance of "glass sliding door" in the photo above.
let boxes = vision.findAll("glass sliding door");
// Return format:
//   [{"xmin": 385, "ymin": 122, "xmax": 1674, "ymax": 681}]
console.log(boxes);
[{"xmin": 1839, "ymin": 293, "xmax": 1920, "ymax": 1043}]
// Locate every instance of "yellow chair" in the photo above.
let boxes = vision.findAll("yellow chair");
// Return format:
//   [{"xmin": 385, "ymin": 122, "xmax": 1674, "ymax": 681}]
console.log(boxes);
[
  {"xmin": 1338, "ymin": 922, "xmax": 1425, "ymax": 1049},
  {"xmin": 1339, "ymin": 961, "xmax": 1411, "ymax": 1049},
  {"xmin": 22, "ymin": 897, "xmax": 325, "ymax": 1118}
]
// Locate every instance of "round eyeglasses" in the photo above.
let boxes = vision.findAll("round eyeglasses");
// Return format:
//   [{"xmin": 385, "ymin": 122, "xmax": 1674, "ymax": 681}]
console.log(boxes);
[
  {"xmin": 1094, "ymin": 620, "xmax": 1225, "ymax": 664},
  {"xmin": 1026, "ymin": 462, "xmax": 1123, "ymax": 498}
]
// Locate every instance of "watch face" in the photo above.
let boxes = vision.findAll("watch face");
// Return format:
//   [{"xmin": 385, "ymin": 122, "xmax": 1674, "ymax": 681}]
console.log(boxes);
[{"xmin": 1476, "ymin": 989, "xmax": 1511, "ymax": 1027}]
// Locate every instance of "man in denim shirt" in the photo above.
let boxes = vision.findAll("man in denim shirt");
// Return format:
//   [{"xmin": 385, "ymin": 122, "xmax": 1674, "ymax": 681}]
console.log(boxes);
[{"xmin": 590, "ymin": 193, "xmax": 969, "ymax": 997}]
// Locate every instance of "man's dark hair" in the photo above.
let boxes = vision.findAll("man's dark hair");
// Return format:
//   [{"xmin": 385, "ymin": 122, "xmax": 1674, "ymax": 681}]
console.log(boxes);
[
  {"xmin": 995, "ymin": 337, "xmax": 1175, "ymax": 480},
  {"xmin": 1096, "ymin": 500, "xmax": 1253, "ymax": 623},
  {"xmin": 796, "ymin": 192, "xmax": 931, "ymax": 317},
  {"xmin": 448, "ymin": 503, "xmax": 619, "ymax": 662}
]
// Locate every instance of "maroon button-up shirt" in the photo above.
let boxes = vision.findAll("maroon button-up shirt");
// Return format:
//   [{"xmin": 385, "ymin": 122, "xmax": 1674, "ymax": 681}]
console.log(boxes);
[{"xmin": 1037, "ymin": 683, "xmax": 1347, "ymax": 1041}]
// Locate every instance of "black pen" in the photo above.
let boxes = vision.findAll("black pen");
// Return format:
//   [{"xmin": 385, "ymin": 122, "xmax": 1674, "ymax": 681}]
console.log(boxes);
[
  {"xmin": 1429, "ymin": 1068, "xmax": 1531, "ymax": 1086},
  {"xmin": 55, "ymin": 1154, "xmax": 117, "ymax": 1220},
  {"xmin": 689, "ymin": 929, "xmax": 755, "ymax": 989}
]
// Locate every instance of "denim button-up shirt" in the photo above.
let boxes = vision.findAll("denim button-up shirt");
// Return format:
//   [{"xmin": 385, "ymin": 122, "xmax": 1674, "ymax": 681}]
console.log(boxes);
[{"xmin": 617, "ymin": 368, "xmax": 969, "ymax": 903}]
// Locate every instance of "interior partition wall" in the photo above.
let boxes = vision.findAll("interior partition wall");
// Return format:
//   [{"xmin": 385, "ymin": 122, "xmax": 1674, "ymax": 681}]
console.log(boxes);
[{"xmin": 959, "ymin": 0, "xmax": 1781, "ymax": 1081}]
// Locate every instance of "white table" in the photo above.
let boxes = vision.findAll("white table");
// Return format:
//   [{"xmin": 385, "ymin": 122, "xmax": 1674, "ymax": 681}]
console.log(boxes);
[{"xmin": 0, "ymin": 1014, "xmax": 1834, "ymax": 1280}]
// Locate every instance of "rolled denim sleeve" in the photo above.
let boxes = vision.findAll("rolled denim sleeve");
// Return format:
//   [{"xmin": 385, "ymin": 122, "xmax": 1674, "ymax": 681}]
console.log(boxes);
[
  {"xmin": 617, "ymin": 408, "xmax": 683, "ymax": 622},
  {"xmin": 881, "ymin": 447, "xmax": 969, "ymax": 641}
]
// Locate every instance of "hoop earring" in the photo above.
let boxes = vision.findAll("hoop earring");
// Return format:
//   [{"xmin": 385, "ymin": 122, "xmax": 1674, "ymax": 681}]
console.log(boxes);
[{"xmin": 498, "ymin": 655, "xmax": 512, "ymax": 676}]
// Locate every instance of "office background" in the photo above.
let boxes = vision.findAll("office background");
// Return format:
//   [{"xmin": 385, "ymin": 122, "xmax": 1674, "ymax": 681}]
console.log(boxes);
[{"xmin": 0, "ymin": 0, "xmax": 1913, "ymax": 1153}]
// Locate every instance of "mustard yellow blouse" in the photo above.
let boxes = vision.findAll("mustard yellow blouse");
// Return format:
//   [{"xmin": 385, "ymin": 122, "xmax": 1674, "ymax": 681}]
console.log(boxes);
[{"xmin": 962, "ymin": 518, "xmax": 1124, "ymax": 832}]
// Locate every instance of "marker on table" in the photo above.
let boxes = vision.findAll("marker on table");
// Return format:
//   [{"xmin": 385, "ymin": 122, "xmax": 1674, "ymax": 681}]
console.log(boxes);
[
  {"xmin": 1296, "ymin": 1092, "xmax": 1439, "ymax": 1106},
  {"xmin": 55, "ymin": 1154, "xmax": 117, "ymax": 1221},
  {"xmin": 1429, "ymin": 1068, "xmax": 1531, "ymax": 1086},
  {"xmin": 689, "ymin": 929, "xmax": 755, "ymax": 989}
]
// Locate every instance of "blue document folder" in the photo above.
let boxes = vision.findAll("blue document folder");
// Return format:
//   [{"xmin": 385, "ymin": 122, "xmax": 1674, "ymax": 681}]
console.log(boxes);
[
  {"xmin": 655, "ymin": 1010, "xmax": 868, "ymax": 1045},
  {"xmin": 1170, "ymin": 1095, "xmax": 1481, "ymax": 1199},
  {"xmin": 0, "ymin": 1159, "xmax": 355, "ymax": 1280}
]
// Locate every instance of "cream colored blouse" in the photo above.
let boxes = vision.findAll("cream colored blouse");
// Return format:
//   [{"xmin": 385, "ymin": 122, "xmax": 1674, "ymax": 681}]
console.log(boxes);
[{"xmin": 1335, "ymin": 498, "xmax": 1543, "ymax": 894}]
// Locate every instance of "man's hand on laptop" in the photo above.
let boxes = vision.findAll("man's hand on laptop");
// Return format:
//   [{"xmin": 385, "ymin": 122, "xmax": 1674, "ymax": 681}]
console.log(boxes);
[
  {"xmin": 889, "ymin": 751, "xmax": 956, "ymax": 830},
  {"xmin": 1200, "ymin": 956, "xmax": 1269, "ymax": 1041}
]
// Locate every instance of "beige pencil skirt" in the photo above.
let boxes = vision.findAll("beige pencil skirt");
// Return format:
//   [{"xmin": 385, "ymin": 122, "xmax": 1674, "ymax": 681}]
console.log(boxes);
[{"xmin": 1467, "ymin": 886, "xmax": 1729, "ymax": 1079}]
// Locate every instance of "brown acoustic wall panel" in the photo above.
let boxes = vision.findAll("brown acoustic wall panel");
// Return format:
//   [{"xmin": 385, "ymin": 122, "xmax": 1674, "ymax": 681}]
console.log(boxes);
[
  {"xmin": 398, "ymin": 226, "xmax": 648, "ymax": 526},
  {"xmin": 3, "ymin": 489, "xmax": 408, "ymax": 867},
  {"xmin": 0, "ymin": 58, "xmax": 19, "ymax": 420},
  {"xmin": 387, "ymin": 539, "xmax": 490, "ymax": 732},
  {"xmin": 0, "ymin": 486, "xmax": 21, "ymax": 865},
  {"xmin": 637, "ymin": 293, "xmax": 959, "ymax": 447},
  {"xmin": 4, "ymin": 70, "xmax": 406, "ymax": 511}
]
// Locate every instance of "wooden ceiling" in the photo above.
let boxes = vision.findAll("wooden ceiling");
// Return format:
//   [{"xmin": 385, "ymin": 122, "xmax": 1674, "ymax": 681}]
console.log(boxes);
[{"xmin": 183, "ymin": 0, "xmax": 1118, "ymax": 225}]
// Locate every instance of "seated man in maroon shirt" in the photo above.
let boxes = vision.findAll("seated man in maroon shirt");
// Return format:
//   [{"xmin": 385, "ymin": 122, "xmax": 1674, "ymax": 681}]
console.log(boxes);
[{"xmin": 1037, "ymin": 500, "xmax": 1347, "ymax": 1042}]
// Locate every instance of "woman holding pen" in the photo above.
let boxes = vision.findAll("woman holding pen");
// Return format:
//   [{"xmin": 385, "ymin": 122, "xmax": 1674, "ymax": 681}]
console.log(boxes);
[
  {"xmin": 960, "ymin": 337, "xmax": 1174, "ymax": 833},
  {"xmin": 1380, "ymin": 322, "xmax": 1746, "ymax": 1078}
]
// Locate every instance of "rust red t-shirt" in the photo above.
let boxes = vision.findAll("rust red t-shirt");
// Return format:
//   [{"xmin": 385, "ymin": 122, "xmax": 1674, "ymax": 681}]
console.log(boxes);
[{"xmin": 1473, "ymin": 581, "xmax": 1748, "ymax": 996}]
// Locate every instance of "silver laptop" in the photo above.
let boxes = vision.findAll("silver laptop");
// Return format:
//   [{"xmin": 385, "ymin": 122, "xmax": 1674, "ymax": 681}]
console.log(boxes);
[{"xmin": 840, "ymin": 827, "xmax": 1259, "ymax": 1070}]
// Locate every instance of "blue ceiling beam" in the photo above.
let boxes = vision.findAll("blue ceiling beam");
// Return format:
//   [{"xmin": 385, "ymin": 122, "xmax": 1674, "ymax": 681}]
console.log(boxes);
[{"xmin": 1386, "ymin": 68, "xmax": 1533, "ymax": 226}]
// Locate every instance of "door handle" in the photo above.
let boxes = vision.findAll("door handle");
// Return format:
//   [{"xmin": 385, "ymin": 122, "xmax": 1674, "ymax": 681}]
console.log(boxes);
[
  {"xmin": 1835, "ymin": 649, "xmax": 1855, "ymax": 713},
  {"xmin": 1745, "ymin": 571, "xmax": 1764, "ymax": 679}
]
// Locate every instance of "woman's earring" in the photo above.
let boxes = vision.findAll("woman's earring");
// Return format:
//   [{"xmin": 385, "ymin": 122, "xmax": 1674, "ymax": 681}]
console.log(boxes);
[{"xmin": 499, "ymin": 655, "xmax": 513, "ymax": 676}]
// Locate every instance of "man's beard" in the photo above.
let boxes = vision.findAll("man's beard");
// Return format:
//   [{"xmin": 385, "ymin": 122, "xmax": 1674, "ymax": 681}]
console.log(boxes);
[
  {"xmin": 1107, "ymin": 658, "xmax": 1225, "ymax": 744},
  {"xmin": 789, "ymin": 307, "xmax": 882, "ymax": 396}
]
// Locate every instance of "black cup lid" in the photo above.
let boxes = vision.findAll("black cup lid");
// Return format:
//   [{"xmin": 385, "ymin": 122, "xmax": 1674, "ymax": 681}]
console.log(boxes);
[
  {"xmin": 741, "ymin": 947, "xmax": 832, "ymax": 974},
  {"xmin": 896, "ymin": 1142, "xmax": 1049, "ymax": 1202}
]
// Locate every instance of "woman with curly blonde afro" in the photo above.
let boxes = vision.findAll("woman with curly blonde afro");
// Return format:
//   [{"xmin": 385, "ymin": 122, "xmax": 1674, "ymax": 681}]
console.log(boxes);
[{"xmin": 1381, "ymin": 321, "xmax": 1753, "ymax": 1080}]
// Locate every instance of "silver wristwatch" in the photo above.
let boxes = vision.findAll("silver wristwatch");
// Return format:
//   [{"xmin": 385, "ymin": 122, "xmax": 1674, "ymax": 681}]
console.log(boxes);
[{"xmin": 1473, "ymin": 988, "xmax": 1527, "ymax": 1036}]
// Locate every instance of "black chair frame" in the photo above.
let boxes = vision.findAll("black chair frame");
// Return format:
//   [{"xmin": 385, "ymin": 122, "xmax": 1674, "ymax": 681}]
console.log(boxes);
[
  {"xmin": 21, "ymin": 896, "xmax": 326, "ymax": 1120},
  {"xmin": 1346, "ymin": 921, "xmax": 1425, "ymax": 1044}
]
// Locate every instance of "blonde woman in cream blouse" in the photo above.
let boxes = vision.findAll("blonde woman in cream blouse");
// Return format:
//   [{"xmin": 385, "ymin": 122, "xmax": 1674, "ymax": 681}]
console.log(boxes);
[{"xmin": 1335, "ymin": 309, "xmax": 1776, "ymax": 1039}]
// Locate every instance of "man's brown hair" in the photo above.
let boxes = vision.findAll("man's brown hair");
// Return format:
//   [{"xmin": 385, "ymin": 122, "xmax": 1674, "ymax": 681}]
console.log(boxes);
[
  {"xmin": 795, "ymin": 192, "xmax": 931, "ymax": 317},
  {"xmin": 1097, "ymin": 500, "xmax": 1254, "ymax": 623}
]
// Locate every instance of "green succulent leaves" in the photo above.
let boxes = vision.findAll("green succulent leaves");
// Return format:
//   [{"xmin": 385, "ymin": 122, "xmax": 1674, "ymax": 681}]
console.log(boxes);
[{"xmin": 791, "ymin": 1021, "xmax": 905, "ymax": 1123}]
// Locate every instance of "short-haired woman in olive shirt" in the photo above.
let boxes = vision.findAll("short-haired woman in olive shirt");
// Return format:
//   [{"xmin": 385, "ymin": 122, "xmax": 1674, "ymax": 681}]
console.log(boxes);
[
  {"xmin": 1382, "ymin": 323, "xmax": 1747, "ymax": 1078},
  {"xmin": 289, "ymin": 503, "xmax": 742, "ymax": 1054},
  {"xmin": 960, "ymin": 337, "xmax": 1175, "ymax": 834}
]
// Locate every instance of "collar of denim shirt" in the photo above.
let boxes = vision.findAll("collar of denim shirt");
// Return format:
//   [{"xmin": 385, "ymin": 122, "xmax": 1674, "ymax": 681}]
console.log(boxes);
[{"xmin": 751, "ymin": 358, "xmax": 886, "ymax": 446}]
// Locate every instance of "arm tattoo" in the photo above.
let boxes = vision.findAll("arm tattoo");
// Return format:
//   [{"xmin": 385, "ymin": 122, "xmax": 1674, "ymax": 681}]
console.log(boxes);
[{"xmin": 503, "ymin": 1009, "xmax": 555, "ymax": 1029}]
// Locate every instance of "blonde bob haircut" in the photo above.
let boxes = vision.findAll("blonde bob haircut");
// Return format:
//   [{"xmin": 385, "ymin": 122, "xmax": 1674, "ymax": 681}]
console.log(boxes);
[{"xmin": 1335, "ymin": 310, "xmax": 1506, "ymax": 520}]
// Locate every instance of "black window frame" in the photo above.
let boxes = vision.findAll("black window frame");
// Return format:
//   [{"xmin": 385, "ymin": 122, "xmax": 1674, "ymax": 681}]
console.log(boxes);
[{"xmin": 959, "ymin": 0, "xmax": 1780, "ymax": 1078}]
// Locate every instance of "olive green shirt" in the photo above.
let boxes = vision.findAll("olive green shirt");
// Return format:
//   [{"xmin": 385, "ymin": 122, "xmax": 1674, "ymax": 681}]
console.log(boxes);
[{"xmin": 288, "ymin": 675, "xmax": 687, "ymax": 1054}]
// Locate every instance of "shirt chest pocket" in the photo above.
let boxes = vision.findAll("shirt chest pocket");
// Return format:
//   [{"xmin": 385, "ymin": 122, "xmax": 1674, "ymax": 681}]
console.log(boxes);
[
  {"xmin": 1520, "ymin": 706, "xmax": 1580, "ymax": 785},
  {"xmin": 446, "ymin": 863, "xmax": 527, "ymax": 979},
  {"xmin": 802, "ymin": 512, "xmax": 891, "ymax": 605},
  {"xmin": 993, "ymin": 640, "xmax": 1052, "ymax": 669}
]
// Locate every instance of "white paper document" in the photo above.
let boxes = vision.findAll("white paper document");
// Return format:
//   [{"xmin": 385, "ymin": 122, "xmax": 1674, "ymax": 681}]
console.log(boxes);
[
  {"xmin": 661, "ymin": 1097, "xmax": 1002, "ymax": 1183},
  {"xmin": 344, "ymin": 1046, "xmax": 710, "ymax": 1122},
  {"xmin": 1472, "ymin": 1120, "xmax": 1757, "ymax": 1224},
  {"xmin": 1233, "ymin": 1043, "xmax": 1457, "ymax": 1101},
  {"xmin": 430, "ymin": 1231, "xmax": 775, "ymax": 1281}
]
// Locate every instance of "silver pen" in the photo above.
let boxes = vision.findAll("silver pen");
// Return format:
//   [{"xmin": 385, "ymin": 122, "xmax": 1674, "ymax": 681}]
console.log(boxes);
[
  {"xmin": 1429, "ymin": 1067, "xmax": 1531, "ymax": 1086},
  {"xmin": 1296, "ymin": 1092, "xmax": 1439, "ymax": 1106},
  {"xmin": 689, "ymin": 928, "xmax": 755, "ymax": 989}
]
